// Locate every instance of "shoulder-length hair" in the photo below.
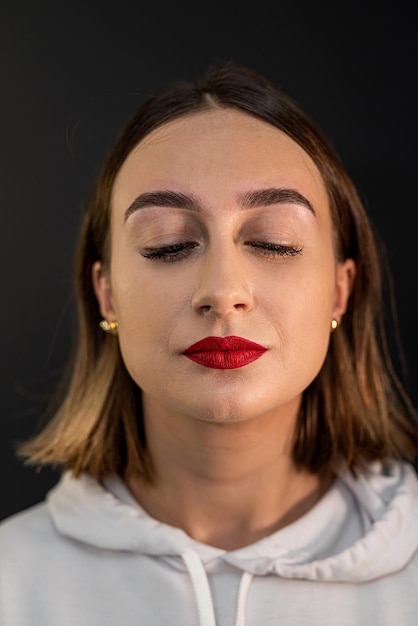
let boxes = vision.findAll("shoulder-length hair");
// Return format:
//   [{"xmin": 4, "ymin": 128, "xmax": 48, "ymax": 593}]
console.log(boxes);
[{"xmin": 18, "ymin": 60, "xmax": 418, "ymax": 481}]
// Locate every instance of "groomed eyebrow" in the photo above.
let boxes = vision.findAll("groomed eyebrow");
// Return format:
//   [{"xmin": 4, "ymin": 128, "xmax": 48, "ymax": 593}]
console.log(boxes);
[
  {"xmin": 241, "ymin": 188, "xmax": 315, "ymax": 215},
  {"xmin": 124, "ymin": 187, "xmax": 315, "ymax": 221},
  {"xmin": 124, "ymin": 191, "xmax": 198, "ymax": 221}
]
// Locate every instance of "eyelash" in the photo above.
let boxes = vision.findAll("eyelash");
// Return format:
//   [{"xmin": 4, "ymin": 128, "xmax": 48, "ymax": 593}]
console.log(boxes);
[
  {"xmin": 142, "ymin": 242, "xmax": 199, "ymax": 262},
  {"xmin": 250, "ymin": 242, "xmax": 303, "ymax": 257},
  {"xmin": 141, "ymin": 241, "xmax": 303, "ymax": 263}
]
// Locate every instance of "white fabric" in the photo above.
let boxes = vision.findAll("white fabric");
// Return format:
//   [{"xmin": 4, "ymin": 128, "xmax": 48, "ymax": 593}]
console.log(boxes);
[
  {"xmin": 182, "ymin": 548, "xmax": 217, "ymax": 626},
  {"xmin": 1, "ymin": 459, "xmax": 418, "ymax": 625}
]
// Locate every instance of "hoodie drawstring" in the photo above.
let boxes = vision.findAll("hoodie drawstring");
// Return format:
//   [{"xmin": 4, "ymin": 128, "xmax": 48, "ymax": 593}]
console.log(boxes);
[
  {"xmin": 182, "ymin": 549, "xmax": 216, "ymax": 626},
  {"xmin": 235, "ymin": 570, "xmax": 253, "ymax": 626},
  {"xmin": 182, "ymin": 549, "xmax": 253, "ymax": 626}
]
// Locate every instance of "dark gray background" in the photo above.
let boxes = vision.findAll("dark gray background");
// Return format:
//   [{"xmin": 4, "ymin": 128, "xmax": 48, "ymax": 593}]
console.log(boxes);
[{"xmin": 1, "ymin": 1, "xmax": 417, "ymax": 521}]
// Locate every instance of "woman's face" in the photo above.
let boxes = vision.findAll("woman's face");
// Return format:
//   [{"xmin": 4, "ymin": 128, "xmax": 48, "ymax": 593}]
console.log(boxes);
[{"xmin": 93, "ymin": 109, "xmax": 354, "ymax": 425}]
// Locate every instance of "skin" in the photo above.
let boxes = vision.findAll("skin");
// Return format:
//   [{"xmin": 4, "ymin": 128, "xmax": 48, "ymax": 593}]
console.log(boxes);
[{"xmin": 93, "ymin": 109, "xmax": 355, "ymax": 549}]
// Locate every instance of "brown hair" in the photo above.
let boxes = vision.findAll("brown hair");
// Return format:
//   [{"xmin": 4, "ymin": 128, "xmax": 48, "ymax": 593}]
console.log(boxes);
[{"xmin": 18, "ymin": 60, "xmax": 418, "ymax": 481}]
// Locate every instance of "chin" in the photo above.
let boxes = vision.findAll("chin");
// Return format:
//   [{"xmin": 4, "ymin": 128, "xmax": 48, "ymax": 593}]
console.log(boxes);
[{"xmin": 180, "ymin": 384, "xmax": 300, "ymax": 425}]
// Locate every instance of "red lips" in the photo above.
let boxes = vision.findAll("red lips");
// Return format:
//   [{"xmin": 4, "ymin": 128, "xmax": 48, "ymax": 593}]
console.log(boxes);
[{"xmin": 182, "ymin": 336, "xmax": 267, "ymax": 369}]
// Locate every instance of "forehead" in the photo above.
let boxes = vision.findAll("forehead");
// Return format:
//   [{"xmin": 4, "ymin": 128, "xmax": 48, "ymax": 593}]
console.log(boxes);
[{"xmin": 112, "ymin": 109, "xmax": 328, "ymax": 211}]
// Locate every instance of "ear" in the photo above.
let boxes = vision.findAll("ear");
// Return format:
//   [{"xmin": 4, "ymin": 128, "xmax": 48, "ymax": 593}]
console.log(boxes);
[
  {"xmin": 92, "ymin": 261, "xmax": 117, "ymax": 321},
  {"xmin": 332, "ymin": 258, "xmax": 356, "ymax": 321}
]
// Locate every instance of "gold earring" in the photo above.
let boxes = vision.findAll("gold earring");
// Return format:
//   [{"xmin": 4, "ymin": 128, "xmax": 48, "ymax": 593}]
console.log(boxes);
[
  {"xmin": 99, "ymin": 320, "xmax": 119, "ymax": 334},
  {"xmin": 331, "ymin": 318, "xmax": 338, "ymax": 332}
]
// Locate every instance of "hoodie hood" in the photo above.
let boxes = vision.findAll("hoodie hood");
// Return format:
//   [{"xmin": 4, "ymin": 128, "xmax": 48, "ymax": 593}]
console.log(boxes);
[
  {"xmin": 2, "ymin": 465, "xmax": 418, "ymax": 626},
  {"xmin": 47, "ymin": 459, "xmax": 418, "ymax": 584}
]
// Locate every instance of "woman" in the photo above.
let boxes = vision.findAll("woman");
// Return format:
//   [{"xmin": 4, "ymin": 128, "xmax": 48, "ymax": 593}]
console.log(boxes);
[{"xmin": 1, "ymin": 60, "xmax": 417, "ymax": 625}]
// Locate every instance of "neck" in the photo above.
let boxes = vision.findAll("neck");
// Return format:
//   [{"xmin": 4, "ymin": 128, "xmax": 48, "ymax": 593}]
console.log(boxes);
[{"xmin": 127, "ymin": 396, "xmax": 329, "ymax": 550}]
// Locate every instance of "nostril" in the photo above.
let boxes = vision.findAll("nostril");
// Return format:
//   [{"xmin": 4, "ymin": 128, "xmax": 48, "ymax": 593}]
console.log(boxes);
[{"xmin": 192, "ymin": 280, "xmax": 253, "ymax": 316}]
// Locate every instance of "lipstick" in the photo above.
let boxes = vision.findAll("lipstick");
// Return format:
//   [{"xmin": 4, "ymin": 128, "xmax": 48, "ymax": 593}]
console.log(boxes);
[{"xmin": 182, "ymin": 335, "xmax": 267, "ymax": 369}]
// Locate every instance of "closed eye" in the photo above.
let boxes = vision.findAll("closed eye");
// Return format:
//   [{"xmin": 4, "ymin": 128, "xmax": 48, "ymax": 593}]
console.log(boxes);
[
  {"xmin": 248, "ymin": 242, "xmax": 303, "ymax": 258},
  {"xmin": 141, "ymin": 242, "xmax": 198, "ymax": 262}
]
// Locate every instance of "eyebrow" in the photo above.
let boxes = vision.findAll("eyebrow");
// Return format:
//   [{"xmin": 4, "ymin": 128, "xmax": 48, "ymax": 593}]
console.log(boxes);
[
  {"xmin": 241, "ymin": 188, "xmax": 315, "ymax": 214},
  {"xmin": 124, "ymin": 187, "xmax": 315, "ymax": 221}
]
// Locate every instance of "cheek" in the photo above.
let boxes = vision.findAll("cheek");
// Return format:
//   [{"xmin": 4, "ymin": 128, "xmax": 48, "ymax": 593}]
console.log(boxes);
[
  {"xmin": 260, "ymin": 259, "xmax": 335, "ymax": 363},
  {"xmin": 261, "ymin": 258, "xmax": 335, "ymax": 319},
  {"xmin": 109, "ymin": 259, "xmax": 190, "ymax": 347}
]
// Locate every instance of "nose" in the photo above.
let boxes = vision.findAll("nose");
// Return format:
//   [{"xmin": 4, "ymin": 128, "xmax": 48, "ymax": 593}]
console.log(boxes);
[{"xmin": 191, "ymin": 244, "xmax": 254, "ymax": 317}]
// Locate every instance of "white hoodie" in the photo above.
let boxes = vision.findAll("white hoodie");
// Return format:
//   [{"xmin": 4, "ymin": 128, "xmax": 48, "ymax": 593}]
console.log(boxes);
[{"xmin": 1, "ymin": 459, "xmax": 418, "ymax": 625}]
